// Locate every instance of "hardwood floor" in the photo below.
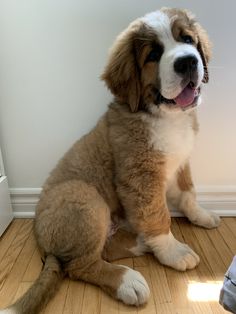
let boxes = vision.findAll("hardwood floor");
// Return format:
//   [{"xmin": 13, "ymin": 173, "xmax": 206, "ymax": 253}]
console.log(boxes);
[{"xmin": 0, "ymin": 218, "xmax": 235, "ymax": 313}]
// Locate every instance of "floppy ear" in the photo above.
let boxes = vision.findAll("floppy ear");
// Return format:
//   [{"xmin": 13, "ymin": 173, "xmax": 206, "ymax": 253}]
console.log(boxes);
[
  {"xmin": 195, "ymin": 23, "xmax": 212, "ymax": 83},
  {"xmin": 101, "ymin": 25, "xmax": 141, "ymax": 113}
]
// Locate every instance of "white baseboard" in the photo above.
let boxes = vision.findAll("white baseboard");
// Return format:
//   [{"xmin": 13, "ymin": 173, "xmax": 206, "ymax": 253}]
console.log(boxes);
[
  {"xmin": 10, "ymin": 186, "xmax": 236, "ymax": 218},
  {"xmin": 10, "ymin": 188, "xmax": 40, "ymax": 218}
]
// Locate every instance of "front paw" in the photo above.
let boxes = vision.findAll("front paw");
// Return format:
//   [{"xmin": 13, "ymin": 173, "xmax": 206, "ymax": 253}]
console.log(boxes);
[
  {"xmin": 147, "ymin": 233, "xmax": 200, "ymax": 271},
  {"xmin": 156, "ymin": 241, "xmax": 200, "ymax": 271},
  {"xmin": 190, "ymin": 208, "xmax": 221, "ymax": 229}
]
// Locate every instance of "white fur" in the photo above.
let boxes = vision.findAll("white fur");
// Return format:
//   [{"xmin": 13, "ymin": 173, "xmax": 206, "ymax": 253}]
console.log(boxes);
[
  {"xmin": 167, "ymin": 179, "xmax": 220, "ymax": 228},
  {"xmin": 117, "ymin": 266, "xmax": 150, "ymax": 306},
  {"xmin": 146, "ymin": 232, "xmax": 200, "ymax": 271},
  {"xmin": 142, "ymin": 10, "xmax": 171, "ymax": 34},
  {"xmin": 142, "ymin": 10, "xmax": 204, "ymax": 99},
  {"xmin": 159, "ymin": 43, "xmax": 204, "ymax": 99},
  {"xmin": 179, "ymin": 190, "xmax": 221, "ymax": 228},
  {"xmin": 0, "ymin": 309, "xmax": 17, "ymax": 314},
  {"xmin": 143, "ymin": 109, "xmax": 195, "ymax": 183}
]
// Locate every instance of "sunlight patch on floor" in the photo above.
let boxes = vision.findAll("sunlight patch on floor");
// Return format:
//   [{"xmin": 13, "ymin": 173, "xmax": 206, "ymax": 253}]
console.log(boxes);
[{"xmin": 187, "ymin": 281, "xmax": 223, "ymax": 302}]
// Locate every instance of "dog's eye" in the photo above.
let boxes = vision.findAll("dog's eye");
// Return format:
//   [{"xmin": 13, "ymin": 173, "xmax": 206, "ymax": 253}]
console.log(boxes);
[
  {"xmin": 181, "ymin": 35, "xmax": 193, "ymax": 44},
  {"xmin": 145, "ymin": 45, "xmax": 163, "ymax": 63},
  {"xmin": 146, "ymin": 50, "xmax": 159, "ymax": 62}
]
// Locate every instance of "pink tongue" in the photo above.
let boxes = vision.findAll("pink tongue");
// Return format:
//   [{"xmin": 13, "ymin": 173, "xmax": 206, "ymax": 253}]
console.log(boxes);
[{"xmin": 174, "ymin": 85, "xmax": 196, "ymax": 108}]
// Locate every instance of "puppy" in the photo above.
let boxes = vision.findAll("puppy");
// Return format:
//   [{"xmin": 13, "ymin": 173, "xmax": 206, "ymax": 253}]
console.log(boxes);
[{"xmin": 1, "ymin": 7, "xmax": 220, "ymax": 314}]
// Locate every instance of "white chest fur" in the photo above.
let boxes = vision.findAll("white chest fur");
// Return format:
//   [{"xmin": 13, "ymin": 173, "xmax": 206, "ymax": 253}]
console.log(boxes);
[{"xmin": 144, "ymin": 109, "xmax": 195, "ymax": 182}]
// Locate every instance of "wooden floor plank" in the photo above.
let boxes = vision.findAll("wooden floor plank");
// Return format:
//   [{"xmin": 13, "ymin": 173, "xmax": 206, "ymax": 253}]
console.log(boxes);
[
  {"xmin": 0, "ymin": 220, "xmax": 25, "ymax": 262},
  {"xmin": 205, "ymin": 227, "xmax": 234, "ymax": 268},
  {"xmin": 22, "ymin": 247, "xmax": 42, "ymax": 282},
  {"xmin": 81, "ymin": 283, "xmax": 101, "ymax": 314},
  {"xmin": 177, "ymin": 218, "xmax": 227, "ymax": 314},
  {"xmin": 100, "ymin": 290, "xmax": 119, "ymax": 314},
  {"xmin": 171, "ymin": 219, "xmax": 214, "ymax": 314},
  {"xmin": 186, "ymin": 222, "xmax": 226, "ymax": 279},
  {"xmin": 12, "ymin": 282, "xmax": 33, "ymax": 302},
  {"xmin": 180, "ymin": 218, "xmax": 229, "ymax": 313},
  {"xmin": 165, "ymin": 267, "xmax": 192, "ymax": 313},
  {"xmin": 223, "ymin": 217, "xmax": 236, "ymax": 239},
  {"xmin": 177, "ymin": 218, "xmax": 214, "ymax": 281},
  {"xmin": 0, "ymin": 225, "xmax": 36, "ymax": 307},
  {"xmin": 63, "ymin": 280, "xmax": 85, "ymax": 314},
  {"xmin": 147, "ymin": 255, "xmax": 174, "ymax": 314},
  {"xmin": 166, "ymin": 220, "xmax": 193, "ymax": 313},
  {"xmin": 118, "ymin": 301, "xmax": 138, "ymax": 314},
  {"xmin": 0, "ymin": 218, "xmax": 235, "ymax": 314},
  {"xmin": 0, "ymin": 220, "xmax": 33, "ymax": 289},
  {"xmin": 217, "ymin": 219, "xmax": 236, "ymax": 254}
]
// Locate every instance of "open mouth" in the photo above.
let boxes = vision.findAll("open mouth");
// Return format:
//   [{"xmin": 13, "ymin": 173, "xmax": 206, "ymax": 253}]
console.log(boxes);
[{"xmin": 156, "ymin": 82, "xmax": 200, "ymax": 110}]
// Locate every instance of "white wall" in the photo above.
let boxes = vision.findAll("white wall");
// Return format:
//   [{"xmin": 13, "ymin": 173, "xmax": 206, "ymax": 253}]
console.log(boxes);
[{"xmin": 0, "ymin": 0, "xmax": 236, "ymax": 191}]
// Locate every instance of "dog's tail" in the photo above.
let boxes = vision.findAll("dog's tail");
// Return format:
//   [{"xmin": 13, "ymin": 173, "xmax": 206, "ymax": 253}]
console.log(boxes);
[{"xmin": 0, "ymin": 255, "xmax": 63, "ymax": 314}]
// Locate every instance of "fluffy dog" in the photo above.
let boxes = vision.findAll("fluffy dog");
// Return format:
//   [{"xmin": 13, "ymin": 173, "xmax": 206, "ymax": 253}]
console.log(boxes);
[{"xmin": 1, "ymin": 7, "xmax": 220, "ymax": 314}]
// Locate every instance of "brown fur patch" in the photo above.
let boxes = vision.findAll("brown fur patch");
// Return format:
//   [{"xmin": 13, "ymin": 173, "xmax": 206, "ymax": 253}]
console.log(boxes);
[
  {"xmin": 177, "ymin": 163, "xmax": 194, "ymax": 191},
  {"xmin": 68, "ymin": 259, "xmax": 127, "ymax": 300},
  {"xmin": 195, "ymin": 22, "xmax": 212, "ymax": 83},
  {"xmin": 101, "ymin": 22, "xmax": 162, "ymax": 112},
  {"xmin": 102, "ymin": 229, "xmax": 139, "ymax": 261},
  {"xmin": 107, "ymin": 104, "xmax": 171, "ymax": 236}
]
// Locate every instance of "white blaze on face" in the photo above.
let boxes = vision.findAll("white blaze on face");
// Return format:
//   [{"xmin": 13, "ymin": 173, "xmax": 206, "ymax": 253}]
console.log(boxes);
[{"xmin": 142, "ymin": 10, "xmax": 204, "ymax": 100}]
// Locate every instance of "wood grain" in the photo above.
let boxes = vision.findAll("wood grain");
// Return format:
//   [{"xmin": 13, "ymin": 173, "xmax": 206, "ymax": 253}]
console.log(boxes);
[{"xmin": 0, "ymin": 218, "xmax": 234, "ymax": 313}]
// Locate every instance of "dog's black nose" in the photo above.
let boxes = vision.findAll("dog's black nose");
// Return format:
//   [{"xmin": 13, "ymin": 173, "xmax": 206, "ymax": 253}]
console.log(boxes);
[{"xmin": 174, "ymin": 55, "xmax": 198, "ymax": 75}]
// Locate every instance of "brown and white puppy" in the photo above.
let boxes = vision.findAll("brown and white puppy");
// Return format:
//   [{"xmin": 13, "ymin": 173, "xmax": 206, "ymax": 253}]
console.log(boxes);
[{"xmin": 1, "ymin": 8, "xmax": 220, "ymax": 314}]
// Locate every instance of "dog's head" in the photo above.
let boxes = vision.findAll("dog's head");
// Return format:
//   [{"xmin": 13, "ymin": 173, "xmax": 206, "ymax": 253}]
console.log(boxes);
[{"xmin": 102, "ymin": 8, "xmax": 211, "ymax": 113}]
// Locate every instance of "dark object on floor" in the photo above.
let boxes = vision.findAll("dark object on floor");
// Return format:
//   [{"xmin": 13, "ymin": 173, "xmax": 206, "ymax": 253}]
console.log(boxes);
[{"xmin": 220, "ymin": 256, "xmax": 236, "ymax": 313}]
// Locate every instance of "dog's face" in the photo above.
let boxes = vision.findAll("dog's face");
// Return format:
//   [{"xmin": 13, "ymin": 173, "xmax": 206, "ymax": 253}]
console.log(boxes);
[{"xmin": 102, "ymin": 8, "xmax": 211, "ymax": 113}]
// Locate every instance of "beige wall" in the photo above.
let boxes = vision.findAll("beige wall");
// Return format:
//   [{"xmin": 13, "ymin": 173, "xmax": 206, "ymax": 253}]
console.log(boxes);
[{"xmin": 0, "ymin": 0, "xmax": 235, "ymax": 190}]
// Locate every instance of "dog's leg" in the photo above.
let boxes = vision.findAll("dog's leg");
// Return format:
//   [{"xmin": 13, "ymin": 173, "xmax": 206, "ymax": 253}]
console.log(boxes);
[
  {"xmin": 116, "ymin": 159, "xmax": 200, "ymax": 271},
  {"xmin": 102, "ymin": 229, "xmax": 149, "ymax": 261},
  {"xmin": 103, "ymin": 229, "xmax": 199, "ymax": 272},
  {"xmin": 36, "ymin": 180, "xmax": 149, "ymax": 306},
  {"xmin": 67, "ymin": 259, "xmax": 150, "ymax": 306},
  {"xmin": 167, "ymin": 162, "xmax": 220, "ymax": 229}
]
